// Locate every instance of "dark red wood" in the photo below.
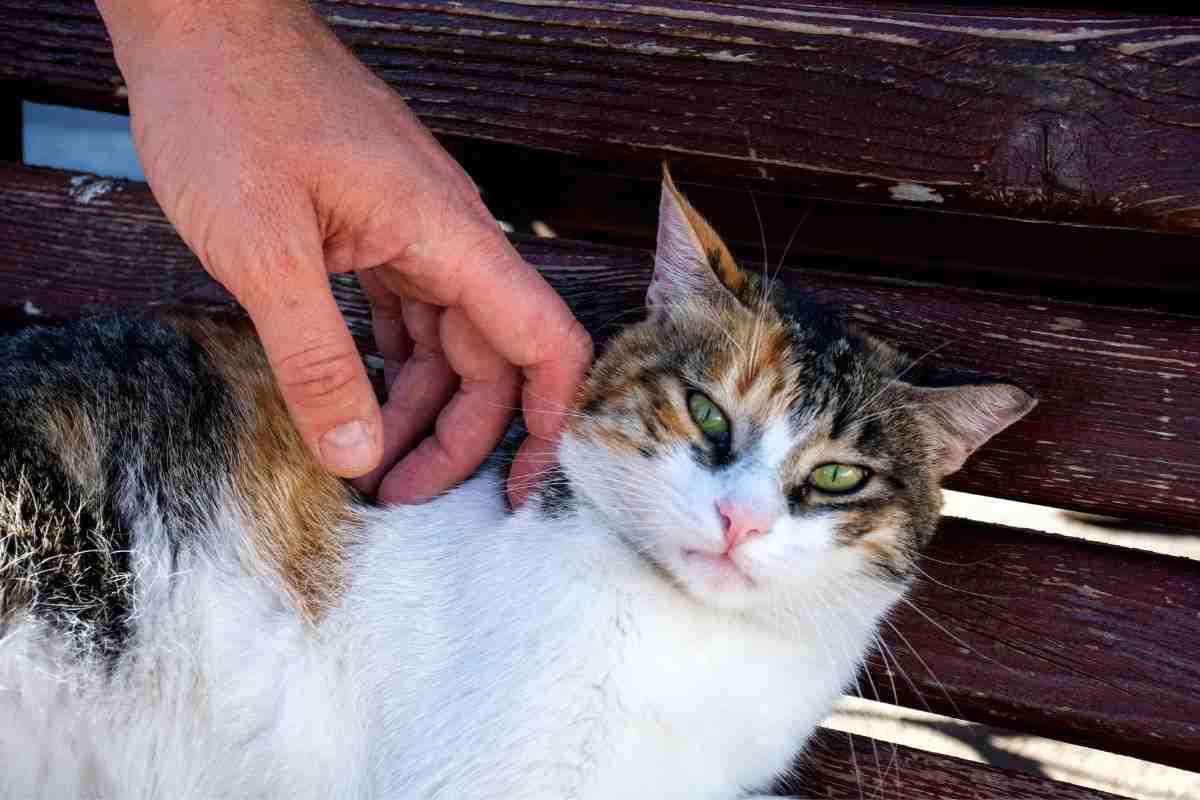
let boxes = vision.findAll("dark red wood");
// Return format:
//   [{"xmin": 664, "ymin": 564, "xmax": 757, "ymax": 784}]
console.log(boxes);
[
  {"xmin": 445, "ymin": 145, "xmax": 1200, "ymax": 312},
  {"xmin": 2, "ymin": 163, "xmax": 1198, "ymax": 531},
  {"xmin": 788, "ymin": 729, "xmax": 1132, "ymax": 799},
  {"xmin": 870, "ymin": 517, "xmax": 1200, "ymax": 771},
  {"xmin": 1, "ymin": 1, "xmax": 1198, "ymax": 231},
  {"xmin": 2, "ymin": 163, "xmax": 1199, "ymax": 769}
]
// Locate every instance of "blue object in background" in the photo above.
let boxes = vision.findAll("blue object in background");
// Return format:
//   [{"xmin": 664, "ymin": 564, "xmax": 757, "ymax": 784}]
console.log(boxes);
[{"xmin": 23, "ymin": 101, "xmax": 145, "ymax": 180}]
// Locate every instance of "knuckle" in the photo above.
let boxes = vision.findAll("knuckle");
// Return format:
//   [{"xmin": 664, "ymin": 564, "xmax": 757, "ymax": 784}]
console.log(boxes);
[
  {"xmin": 274, "ymin": 343, "xmax": 363, "ymax": 410},
  {"xmin": 564, "ymin": 320, "xmax": 595, "ymax": 363}
]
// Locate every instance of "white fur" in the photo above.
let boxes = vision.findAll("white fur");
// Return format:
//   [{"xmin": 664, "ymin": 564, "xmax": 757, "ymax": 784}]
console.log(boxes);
[{"xmin": 0, "ymin": 427, "xmax": 905, "ymax": 799}]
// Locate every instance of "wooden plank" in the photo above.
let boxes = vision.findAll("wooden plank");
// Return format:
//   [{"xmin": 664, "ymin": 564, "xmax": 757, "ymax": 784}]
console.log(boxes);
[
  {"xmin": 448, "ymin": 144, "xmax": 1200, "ymax": 312},
  {"xmin": 785, "ymin": 729, "xmax": 1131, "ymax": 799},
  {"xmin": 869, "ymin": 517, "xmax": 1200, "ymax": 771},
  {"xmin": 1, "ymin": 163, "xmax": 1198, "ymax": 767},
  {"xmin": 1, "ymin": 1, "xmax": 1198, "ymax": 232},
  {"xmin": 2, "ymin": 163, "xmax": 1199, "ymax": 529}
]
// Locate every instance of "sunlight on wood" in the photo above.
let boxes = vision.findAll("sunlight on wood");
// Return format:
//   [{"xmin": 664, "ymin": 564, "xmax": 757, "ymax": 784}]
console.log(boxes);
[
  {"xmin": 825, "ymin": 696, "xmax": 1200, "ymax": 800},
  {"xmin": 943, "ymin": 490, "xmax": 1200, "ymax": 561}
]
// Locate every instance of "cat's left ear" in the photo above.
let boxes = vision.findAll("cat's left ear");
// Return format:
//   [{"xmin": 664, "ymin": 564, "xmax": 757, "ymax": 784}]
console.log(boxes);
[
  {"xmin": 909, "ymin": 381, "xmax": 1037, "ymax": 476},
  {"xmin": 648, "ymin": 165, "xmax": 747, "ymax": 312}
]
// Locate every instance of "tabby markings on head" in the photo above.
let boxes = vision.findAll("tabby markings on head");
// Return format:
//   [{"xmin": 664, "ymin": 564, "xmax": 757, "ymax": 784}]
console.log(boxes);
[{"xmin": 558, "ymin": 164, "xmax": 1036, "ymax": 583}]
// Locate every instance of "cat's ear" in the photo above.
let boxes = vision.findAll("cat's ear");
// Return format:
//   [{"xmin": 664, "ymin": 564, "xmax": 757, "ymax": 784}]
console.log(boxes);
[
  {"xmin": 648, "ymin": 165, "xmax": 747, "ymax": 311},
  {"xmin": 909, "ymin": 381, "xmax": 1037, "ymax": 476}
]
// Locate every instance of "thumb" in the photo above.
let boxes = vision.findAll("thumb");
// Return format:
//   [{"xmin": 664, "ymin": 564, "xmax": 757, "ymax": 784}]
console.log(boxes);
[{"xmin": 235, "ymin": 250, "xmax": 384, "ymax": 478}]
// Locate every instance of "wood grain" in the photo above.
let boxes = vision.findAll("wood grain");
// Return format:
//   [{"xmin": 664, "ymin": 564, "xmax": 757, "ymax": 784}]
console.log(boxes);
[
  {"xmin": 2, "ymin": 1, "xmax": 1199, "ymax": 230},
  {"xmin": 2, "ymin": 164, "xmax": 1198, "ymax": 530},
  {"xmin": 1, "ymin": 163, "xmax": 1198, "ymax": 768},
  {"xmin": 872, "ymin": 517, "xmax": 1200, "ymax": 771},
  {"xmin": 790, "ymin": 729, "xmax": 1130, "ymax": 800},
  {"xmin": 451, "ymin": 147, "xmax": 1200, "ymax": 311}
]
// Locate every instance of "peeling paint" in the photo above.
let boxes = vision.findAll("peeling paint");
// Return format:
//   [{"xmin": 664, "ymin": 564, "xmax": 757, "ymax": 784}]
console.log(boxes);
[
  {"xmin": 704, "ymin": 49, "xmax": 755, "ymax": 62},
  {"xmin": 1049, "ymin": 317, "xmax": 1084, "ymax": 332},
  {"xmin": 69, "ymin": 176, "xmax": 116, "ymax": 205},
  {"xmin": 22, "ymin": 300, "xmax": 42, "ymax": 317},
  {"xmin": 635, "ymin": 41, "xmax": 680, "ymax": 56},
  {"xmin": 889, "ymin": 183, "xmax": 944, "ymax": 203}
]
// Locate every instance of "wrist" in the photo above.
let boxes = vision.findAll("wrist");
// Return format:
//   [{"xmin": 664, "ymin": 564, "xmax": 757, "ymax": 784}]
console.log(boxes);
[{"xmin": 96, "ymin": 0, "xmax": 323, "ymax": 88}]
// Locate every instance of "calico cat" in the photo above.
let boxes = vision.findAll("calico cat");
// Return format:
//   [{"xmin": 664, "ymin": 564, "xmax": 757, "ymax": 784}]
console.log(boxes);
[{"xmin": 0, "ymin": 172, "xmax": 1034, "ymax": 799}]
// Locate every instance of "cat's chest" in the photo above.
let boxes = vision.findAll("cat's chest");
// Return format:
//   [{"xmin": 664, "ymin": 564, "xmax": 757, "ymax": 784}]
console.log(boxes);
[{"xmin": 551, "ymin": 593, "xmax": 842, "ymax": 799}]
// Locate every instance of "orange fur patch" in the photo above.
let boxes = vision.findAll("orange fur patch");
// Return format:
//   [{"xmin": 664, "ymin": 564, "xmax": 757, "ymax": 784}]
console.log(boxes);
[
  {"xmin": 663, "ymin": 166, "xmax": 745, "ymax": 295},
  {"xmin": 593, "ymin": 426, "xmax": 647, "ymax": 455},
  {"xmin": 39, "ymin": 401, "xmax": 103, "ymax": 494},
  {"xmin": 735, "ymin": 323, "xmax": 791, "ymax": 398},
  {"xmin": 848, "ymin": 509, "xmax": 909, "ymax": 576},
  {"xmin": 654, "ymin": 397, "xmax": 694, "ymax": 440},
  {"xmin": 176, "ymin": 318, "xmax": 354, "ymax": 620}
]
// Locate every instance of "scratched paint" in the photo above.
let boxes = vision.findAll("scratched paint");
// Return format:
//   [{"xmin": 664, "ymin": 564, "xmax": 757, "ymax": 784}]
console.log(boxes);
[{"xmin": 890, "ymin": 183, "xmax": 945, "ymax": 203}]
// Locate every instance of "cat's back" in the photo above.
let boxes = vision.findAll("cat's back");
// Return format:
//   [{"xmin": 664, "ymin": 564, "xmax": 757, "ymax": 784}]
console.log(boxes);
[
  {"xmin": 0, "ymin": 315, "xmax": 366, "ymax": 798},
  {"xmin": 1, "ymin": 317, "xmax": 240, "ymax": 654}
]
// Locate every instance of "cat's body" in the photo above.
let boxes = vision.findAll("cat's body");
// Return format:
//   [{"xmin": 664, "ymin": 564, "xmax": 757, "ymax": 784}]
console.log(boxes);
[
  {"xmin": 0, "ymin": 320, "xmax": 893, "ymax": 798},
  {"xmin": 0, "ymin": 173, "xmax": 1033, "ymax": 799}
]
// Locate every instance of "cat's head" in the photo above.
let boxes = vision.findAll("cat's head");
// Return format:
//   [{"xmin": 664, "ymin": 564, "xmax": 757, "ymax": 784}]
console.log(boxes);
[{"xmin": 557, "ymin": 168, "xmax": 1035, "ymax": 612}]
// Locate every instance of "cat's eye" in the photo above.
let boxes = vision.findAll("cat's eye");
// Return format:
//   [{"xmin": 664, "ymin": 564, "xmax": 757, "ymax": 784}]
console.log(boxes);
[
  {"xmin": 808, "ymin": 463, "xmax": 870, "ymax": 494},
  {"xmin": 687, "ymin": 391, "xmax": 730, "ymax": 448}
]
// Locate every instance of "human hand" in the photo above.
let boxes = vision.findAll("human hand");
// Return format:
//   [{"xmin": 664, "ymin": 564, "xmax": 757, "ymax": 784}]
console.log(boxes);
[{"xmin": 97, "ymin": 0, "xmax": 592, "ymax": 505}]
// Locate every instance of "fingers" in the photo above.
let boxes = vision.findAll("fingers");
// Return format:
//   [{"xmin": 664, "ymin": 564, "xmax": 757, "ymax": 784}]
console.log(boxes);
[
  {"xmin": 451, "ymin": 236, "xmax": 592, "ymax": 432},
  {"xmin": 238, "ymin": 249, "xmax": 383, "ymax": 478},
  {"xmin": 381, "ymin": 227, "xmax": 590, "ymax": 504},
  {"xmin": 506, "ymin": 434, "xmax": 561, "ymax": 509},
  {"xmin": 352, "ymin": 298, "xmax": 457, "ymax": 497},
  {"xmin": 457, "ymin": 239, "xmax": 592, "ymax": 505},
  {"xmin": 377, "ymin": 306, "xmax": 520, "ymax": 504},
  {"xmin": 358, "ymin": 267, "xmax": 414, "ymax": 386}
]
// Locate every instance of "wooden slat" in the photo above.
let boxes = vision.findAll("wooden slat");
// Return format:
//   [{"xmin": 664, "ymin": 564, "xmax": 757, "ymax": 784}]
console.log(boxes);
[
  {"xmin": 785, "ymin": 729, "xmax": 1131, "ymax": 799},
  {"xmin": 447, "ymin": 146, "xmax": 1200, "ymax": 312},
  {"xmin": 1, "ymin": 163, "xmax": 1199, "ymax": 767},
  {"xmin": 2, "ymin": 163, "xmax": 1198, "ymax": 529},
  {"xmin": 1, "ymin": 1, "xmax": 1199, "ymax": 232},
  {"xmin": 871, "ymin": 517, "xmax": 1200, "ymax": 771}
]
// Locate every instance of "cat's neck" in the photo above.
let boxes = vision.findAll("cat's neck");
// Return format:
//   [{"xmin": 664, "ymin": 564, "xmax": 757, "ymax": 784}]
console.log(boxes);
[{"xmin": 334, "ymin": 471, "xmax": 901, "ymax": 797}]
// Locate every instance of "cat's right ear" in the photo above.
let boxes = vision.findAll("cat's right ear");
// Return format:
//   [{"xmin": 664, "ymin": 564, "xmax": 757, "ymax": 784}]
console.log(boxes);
[
  {"xmin": 648, "ymin": 165, "xmax": 746, "ymax": 313},
  {"xmin": 909, "ymin": 381, "xmax": 1037, "ymax": 477}
]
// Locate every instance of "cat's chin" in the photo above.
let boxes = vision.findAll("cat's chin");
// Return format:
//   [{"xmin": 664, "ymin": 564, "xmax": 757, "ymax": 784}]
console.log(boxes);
[{"xmin": 674, "ymin": 548, "xmax": 761, "ymax": 606}]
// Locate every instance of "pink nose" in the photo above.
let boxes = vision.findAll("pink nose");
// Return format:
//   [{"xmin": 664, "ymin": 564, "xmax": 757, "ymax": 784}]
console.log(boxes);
[{"xmin": 717, "ymin": 499, "xmax": 777, "ymax": 551}]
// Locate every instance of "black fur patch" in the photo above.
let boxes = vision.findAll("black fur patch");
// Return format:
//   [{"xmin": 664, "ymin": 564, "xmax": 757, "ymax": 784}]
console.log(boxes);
[
  {"xmin": 485, "ymin": 416, "xmax": 578, "ymax": 518},
  {"xmin": 535, "ymin": 465, "xmax": 577, "ymax": 518},
  {"xmin": 0, "ymin": 317, "xmax": 240, "ymax": 663}
]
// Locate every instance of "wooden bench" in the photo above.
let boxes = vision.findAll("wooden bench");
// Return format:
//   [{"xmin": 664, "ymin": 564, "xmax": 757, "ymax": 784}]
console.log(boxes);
[{"xmin": 2, "ymin": 3, "xmax": 1198, "ymax": 797}]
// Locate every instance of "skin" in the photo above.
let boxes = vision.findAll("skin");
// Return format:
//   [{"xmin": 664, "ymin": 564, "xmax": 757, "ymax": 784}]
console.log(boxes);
[{"xmin": 93, "ymin": 0, "xmax": 593, "ymax": 506}]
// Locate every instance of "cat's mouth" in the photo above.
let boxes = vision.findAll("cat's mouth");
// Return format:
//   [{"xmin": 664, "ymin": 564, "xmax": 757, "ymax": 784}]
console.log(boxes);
[{"xmin": 681, "ymin": 548, "xmax": 757, "ymax": 589}]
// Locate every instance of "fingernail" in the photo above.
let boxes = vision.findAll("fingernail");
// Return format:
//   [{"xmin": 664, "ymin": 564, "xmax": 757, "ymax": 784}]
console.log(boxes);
[{"xmin": 319, "ymin": 419, "xmax": 374, "ymax": 476}]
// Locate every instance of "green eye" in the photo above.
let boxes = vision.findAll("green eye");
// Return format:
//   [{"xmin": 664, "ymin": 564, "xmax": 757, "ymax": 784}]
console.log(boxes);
[
  {"xmin": 809, "ymin": 463, "xmax": 870, "ymax": 494},
  {"xmin": 687, "ymin": 391, "xmax": 730, "ymax": 446}
]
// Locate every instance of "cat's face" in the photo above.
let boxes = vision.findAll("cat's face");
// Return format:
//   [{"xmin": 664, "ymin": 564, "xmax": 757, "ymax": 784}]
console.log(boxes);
[{"xmin": 558, "ymin": 169, "xmax": 1034, "ymax": 613}]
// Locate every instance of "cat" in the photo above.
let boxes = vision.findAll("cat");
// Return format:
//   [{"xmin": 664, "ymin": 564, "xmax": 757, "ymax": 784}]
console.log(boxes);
[{"xmin": 0, "ymin": 170, "xmax": 1034, "ymax": 799}]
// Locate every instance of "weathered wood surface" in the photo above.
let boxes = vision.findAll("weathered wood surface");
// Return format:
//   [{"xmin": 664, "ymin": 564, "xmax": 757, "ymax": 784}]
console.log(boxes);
[
  {"xmin": 2, "ymin": 163, "xmax": 1199, "ymax": 767},
  {"xmin": 452, "ymin": 145, "xmax": 1200, "ymax": 311},
  {"xmin": 789, "ymin": 729, "xmax": 1131, "ymax": 800},
  {"xmin": 2, "ymin": 164, "xmax": 1199, "ymax": 530},
  {"xmin": 2, "ymin": 1, "xmax": 1199, "ymax": 231},
  {"xmin": 871, "ymin": 517, "xmax": 1200, "ymax": 771}
]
